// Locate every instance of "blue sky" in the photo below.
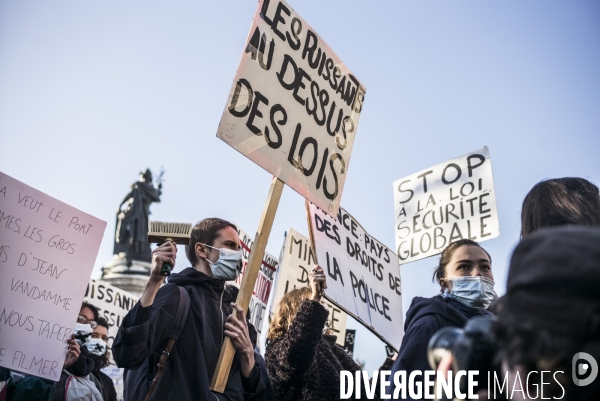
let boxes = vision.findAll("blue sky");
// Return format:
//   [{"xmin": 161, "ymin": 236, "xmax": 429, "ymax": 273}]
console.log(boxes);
[{"xmin": 1, "ymin": 0, "xmax": 599, "ymax": 371}]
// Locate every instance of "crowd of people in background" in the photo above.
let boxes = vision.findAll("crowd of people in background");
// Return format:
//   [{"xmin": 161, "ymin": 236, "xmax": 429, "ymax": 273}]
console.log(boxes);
[{"xmin": 1, "ymin": 177, "xmax": 599, "ymax": 401}]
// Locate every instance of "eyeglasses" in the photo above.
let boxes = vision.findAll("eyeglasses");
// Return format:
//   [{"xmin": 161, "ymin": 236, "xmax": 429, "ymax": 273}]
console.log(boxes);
[{"xmin": 77, "ymin": 314, "xmax": 98, "ymax": 329}]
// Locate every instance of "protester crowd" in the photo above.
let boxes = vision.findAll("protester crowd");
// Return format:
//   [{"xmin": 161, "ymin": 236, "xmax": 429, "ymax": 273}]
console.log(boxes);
[{"xmin": 1, "ymin": 176, "xmax": 599, "ymax": 401}]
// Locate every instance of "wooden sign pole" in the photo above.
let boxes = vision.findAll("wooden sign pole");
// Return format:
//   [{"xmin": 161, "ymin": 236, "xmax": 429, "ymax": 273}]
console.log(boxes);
[
  {"xmin": 305, "ymin": 199, "xmax": 319, "ymax": 265},
  {"xmin": 210, "ymin": 176, "xmax": 284, "ymax": 393}
]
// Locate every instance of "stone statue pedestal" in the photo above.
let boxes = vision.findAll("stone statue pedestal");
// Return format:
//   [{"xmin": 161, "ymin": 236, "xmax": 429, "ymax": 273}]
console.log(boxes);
[{"xmin": 101, "ymin": 253, "xmax": 152, "ymax": 297}]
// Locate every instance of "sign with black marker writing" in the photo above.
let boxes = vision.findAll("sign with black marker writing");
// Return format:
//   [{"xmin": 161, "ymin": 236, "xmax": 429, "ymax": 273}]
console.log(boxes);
[
  {"xmin": 0, "ymin": 171, "xmax": 106, "ymax": 381},
  {"xmin": 217, "ymin": 0, "xmax": 365, "ymax": 217},
  {"xmin": 84, "ymin": 280, "xmax": 138, "ymax": 363},
  {"xmin": 270, "ymin": 228, "xmax": 347, "ymax": 345},
  {"xmin": 393, "ymin": 147, "xmax": 500, "ymax": 264},
  {"xmin": 230, "ymin": 226, "xmax": 279, "ymax": 337},
  {"xmin": 343, "ymin": 329, "xmax": 356, "ymax": 358},
  {"xmin": 308, "ymin": 205, "xmax": 403, "ymax": 348}
]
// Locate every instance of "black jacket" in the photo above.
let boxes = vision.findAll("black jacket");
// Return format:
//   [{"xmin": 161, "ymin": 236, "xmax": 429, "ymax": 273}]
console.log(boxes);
[
  {"xmin": 265, "ymin": 299, "xmax": 377, "ymax": 401},
  {"xmin": 388, "ymin": 295, "xmax": 489, "ymax": 399},
  {"xmin": 89, "ymin": 355, "xmax": 117, "ymax": 401},
  {"xmin": 113, "ymin": 268, "xmax": 265, "ymax": 401}
]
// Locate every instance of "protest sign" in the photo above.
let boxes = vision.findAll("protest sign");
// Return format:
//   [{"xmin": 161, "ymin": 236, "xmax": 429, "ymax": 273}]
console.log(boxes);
[
  {"xmin": 0, "ymin": 171, "xmax": 106, "ymax": 381},
  {"xmin": 343, "ymin": 329, "xmax": 356, "ymax": 358},
  {"xmin": 230, "ymin": 225, "xmax": 279, "ymax": 337},
  {"xmin": 385, "ymin": 345, "xmax": 395, "ymax": 359},
  {"xmin": 84, "ymin": 280, "xmax": 138, "ymax": 351},
  {"xmin": 270, "ymin": 228, "xmax": 347, "ymax": 345},
  {"xmin": 216, "ymin": 0, "xmax": 366, "ymax": 218},
  {"xmin": 307, "ymin": 203, "xmax": 403, "ymax": 349},
  {"xmin": 393, "ymin": 147, "xmax": 499, "ymax": 264}
]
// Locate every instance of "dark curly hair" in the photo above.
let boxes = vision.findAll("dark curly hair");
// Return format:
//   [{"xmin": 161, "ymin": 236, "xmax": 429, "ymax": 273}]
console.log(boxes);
[{"xmin": 80, "ymin": 301, "xmax": 99, "ymax": 321}]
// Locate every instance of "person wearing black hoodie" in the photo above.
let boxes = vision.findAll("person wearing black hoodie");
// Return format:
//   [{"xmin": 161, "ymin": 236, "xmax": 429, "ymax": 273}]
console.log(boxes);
[
  {"xmin": 113, "ymin": 218, "xmax": 266, "ymax": 401},
  {"xmin": 388, "ymin": 239, "xmax": 496, "ymax": 399}
]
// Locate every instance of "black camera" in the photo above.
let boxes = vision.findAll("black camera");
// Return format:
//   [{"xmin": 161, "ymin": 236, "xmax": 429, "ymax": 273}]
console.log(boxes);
[{"xmin": 427, "ymin": 316, "xmax": 507, "ymax": 399}]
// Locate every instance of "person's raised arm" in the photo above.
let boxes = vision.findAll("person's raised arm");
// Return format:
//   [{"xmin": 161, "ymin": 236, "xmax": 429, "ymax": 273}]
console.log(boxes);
[
  {"xmin": 113, "ymin": 242, "xmax": 179, "ymax": 369},
  {"xmin": 139, "ymin": 241, "xmax": 177, "ymax": 307},
  {"xmin": 266, "ymin": 266, "xmax": 329, "ymax": 381}
]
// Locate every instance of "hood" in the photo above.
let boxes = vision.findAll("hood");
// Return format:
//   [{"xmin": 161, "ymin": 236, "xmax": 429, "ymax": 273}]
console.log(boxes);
[
  {"xmin": 168, "ymin": 267, "xmax": 239, "ymax": 304},
  {"xmin": 168, "ymin": 267, "xmax": 225, "ymax": 291},
  {"xmin": 404, "ymin": 295, "xmax": 469, "ymax": 331}
]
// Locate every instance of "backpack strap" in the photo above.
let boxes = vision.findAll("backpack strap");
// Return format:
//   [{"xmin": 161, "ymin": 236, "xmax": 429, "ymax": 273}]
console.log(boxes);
[{"xmin": 145, "ymin": 286, "xmax": 190, "ymax": 401}]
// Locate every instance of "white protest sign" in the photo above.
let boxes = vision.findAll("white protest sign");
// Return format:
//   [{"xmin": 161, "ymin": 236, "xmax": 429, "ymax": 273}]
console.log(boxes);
[
  {"xmin": 308, "ymin": 204, "xmax": 403, "ymax": 349},
  {"xmin": 84, "ymin": 280, "xmax": 138, "ymax": 357},
  {"xmin": 393, "ymin": 147, "xmax": 499, "ymax": 264},
  {"xmin": 0, "ymin": 172, "xmax": 106, "ymax": 381},
  {"xmin": 270, "ymin": 228, "xmax": 347, "ymax": 345},
  {"xmin": 231, "ymin": 226, "xmax": 280, "ymax": 336},
  {"xmin": 217, "ymin": 0, "xmax": 366, "ymax": 217}
]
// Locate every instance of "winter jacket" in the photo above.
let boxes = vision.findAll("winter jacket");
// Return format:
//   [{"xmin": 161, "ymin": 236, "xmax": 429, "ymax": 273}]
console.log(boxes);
[
  {"xmin": 388, "ymin": 295, "xmax": 491, "ymax": 399},
  {"xmin": 265, "ymin": 299, "xmax": 377, "ymax": 401},
  {"xmin": 113, "ymin": 268, "xmax": 266, "ymax": 401},
  {"xmin": 51, "ymin": 346, "xmax": 101, "ymax": 401},
  {"xmin": 89, "ymin": 355, "xmax": 117, "ymax": 401}
]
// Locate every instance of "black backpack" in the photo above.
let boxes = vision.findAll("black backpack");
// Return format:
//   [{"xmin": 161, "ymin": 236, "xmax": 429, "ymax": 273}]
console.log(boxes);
[{"xmin": 123, "ymin": 286, "xmax": 190, "ymax": 401}]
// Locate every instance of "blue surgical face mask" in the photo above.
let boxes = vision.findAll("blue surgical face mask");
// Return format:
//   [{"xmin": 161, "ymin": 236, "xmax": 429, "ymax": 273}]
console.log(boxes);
[
  {"xmin": 447, "ymin": 276, "xmax": 497, "ymax": 310},
  {"xmin": 203, "ymin": 244, "xmax": 243, "ymax": 281}
]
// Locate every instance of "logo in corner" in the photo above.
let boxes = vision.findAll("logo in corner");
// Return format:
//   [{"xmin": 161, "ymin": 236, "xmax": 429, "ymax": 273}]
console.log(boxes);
[{"xmin": 572, "ymin": 352, "xmax": 598, "ymax": 386}]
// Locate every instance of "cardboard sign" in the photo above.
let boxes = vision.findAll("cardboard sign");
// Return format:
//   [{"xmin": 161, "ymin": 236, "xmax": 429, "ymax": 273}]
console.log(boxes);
[
  {"xmin": 393, "ymin": 147, "xmax": 499, "ymax": 264},
  {"xmin": 84, "ymin": 280, "xmax": 138, "ymax": 360},
  {"xmin": 343, "ymin": 329, "xmax": 356, "ymax": 358},
  {"xmin": 231, "ymin": 226, "xmax": 280, "ymax": 337},
  {"xmin": 217, "ymin": 0, "xmax": 366, "ymax": 217},
  {"xmin": 270, "ymin": 228, "xmax": 347, "ymax": 345},
  {"xmin": 0, "ymin": 172, "xmax": 106, "ymax": 381},
  {"xmin": 308, "ymin": 204, "xmax": 403, "ymax": 349}
]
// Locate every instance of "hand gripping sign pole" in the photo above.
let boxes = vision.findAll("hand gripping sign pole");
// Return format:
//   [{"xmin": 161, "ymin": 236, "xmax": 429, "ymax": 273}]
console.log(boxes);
[{"xmin": 210, "ymin": 176, "xmax": 284, "ymax": 392}]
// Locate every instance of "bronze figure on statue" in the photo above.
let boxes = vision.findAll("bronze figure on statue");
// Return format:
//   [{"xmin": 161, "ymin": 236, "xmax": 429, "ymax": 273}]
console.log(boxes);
[{"xmin": 113, "ymin": 168, "xmax": 163, "ymax": 262}]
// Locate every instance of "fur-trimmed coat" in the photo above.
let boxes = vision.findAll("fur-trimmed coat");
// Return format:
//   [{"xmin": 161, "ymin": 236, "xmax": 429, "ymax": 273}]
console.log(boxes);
[{"xmin": 265, "ymin": 299, "xmax": 380, "ymax": 401}]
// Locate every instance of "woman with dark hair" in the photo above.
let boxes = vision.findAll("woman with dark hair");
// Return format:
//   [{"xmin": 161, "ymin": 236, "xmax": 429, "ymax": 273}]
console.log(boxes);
[
  {"xmin": 86, "ymin": 317, "xmax": 117, "ymax": 401},
  {"xmin": 265, "ymin": 266, "xmax": 386, "ymax": 401},
  {"xmin": 388, "ymin": 239, "xmax": 496, "ymax": 399},
  {"xmin": 521, "ymin": 177, "xmax": 600, "ymax": 238}
]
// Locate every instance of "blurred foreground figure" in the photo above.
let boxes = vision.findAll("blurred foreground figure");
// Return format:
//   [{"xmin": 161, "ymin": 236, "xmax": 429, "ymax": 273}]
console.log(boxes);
[{"xmin": 492, "ymin": 226, "xmax": 600, "ymax": 400}]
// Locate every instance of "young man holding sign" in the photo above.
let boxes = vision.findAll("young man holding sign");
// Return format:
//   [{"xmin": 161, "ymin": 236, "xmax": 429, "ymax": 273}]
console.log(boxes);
[{"xmin": 113, "ymin": 218, "xmax": 266, "ymax": 401}]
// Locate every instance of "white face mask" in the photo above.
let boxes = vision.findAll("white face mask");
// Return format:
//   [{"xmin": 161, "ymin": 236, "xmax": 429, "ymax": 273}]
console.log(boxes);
[
  {"xmin": 85, "ymin": 338, "xmax": 107, "ymax": 356},
  {"xmin": 448, "ymin": 276, "xmax": 497, "ymax": 310},
  {"xmin": 74, "ymin": 323, "xmax": 92, "ymax": 345},
  {"xmin": 203, "ymin": 244, "xmax": 243, "ymax": 281}
]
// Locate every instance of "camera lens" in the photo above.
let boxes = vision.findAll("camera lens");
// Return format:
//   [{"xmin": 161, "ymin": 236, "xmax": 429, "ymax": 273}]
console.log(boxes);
[{"xmin": 427, "ymin": 327, "xmax": 461, "ymax": 370}]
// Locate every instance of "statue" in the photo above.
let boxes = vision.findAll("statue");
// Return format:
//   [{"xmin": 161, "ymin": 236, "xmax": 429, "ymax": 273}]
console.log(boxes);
[{"xmin": 113, "ymin": 168, "xmax": 163, "ymax": 262}]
